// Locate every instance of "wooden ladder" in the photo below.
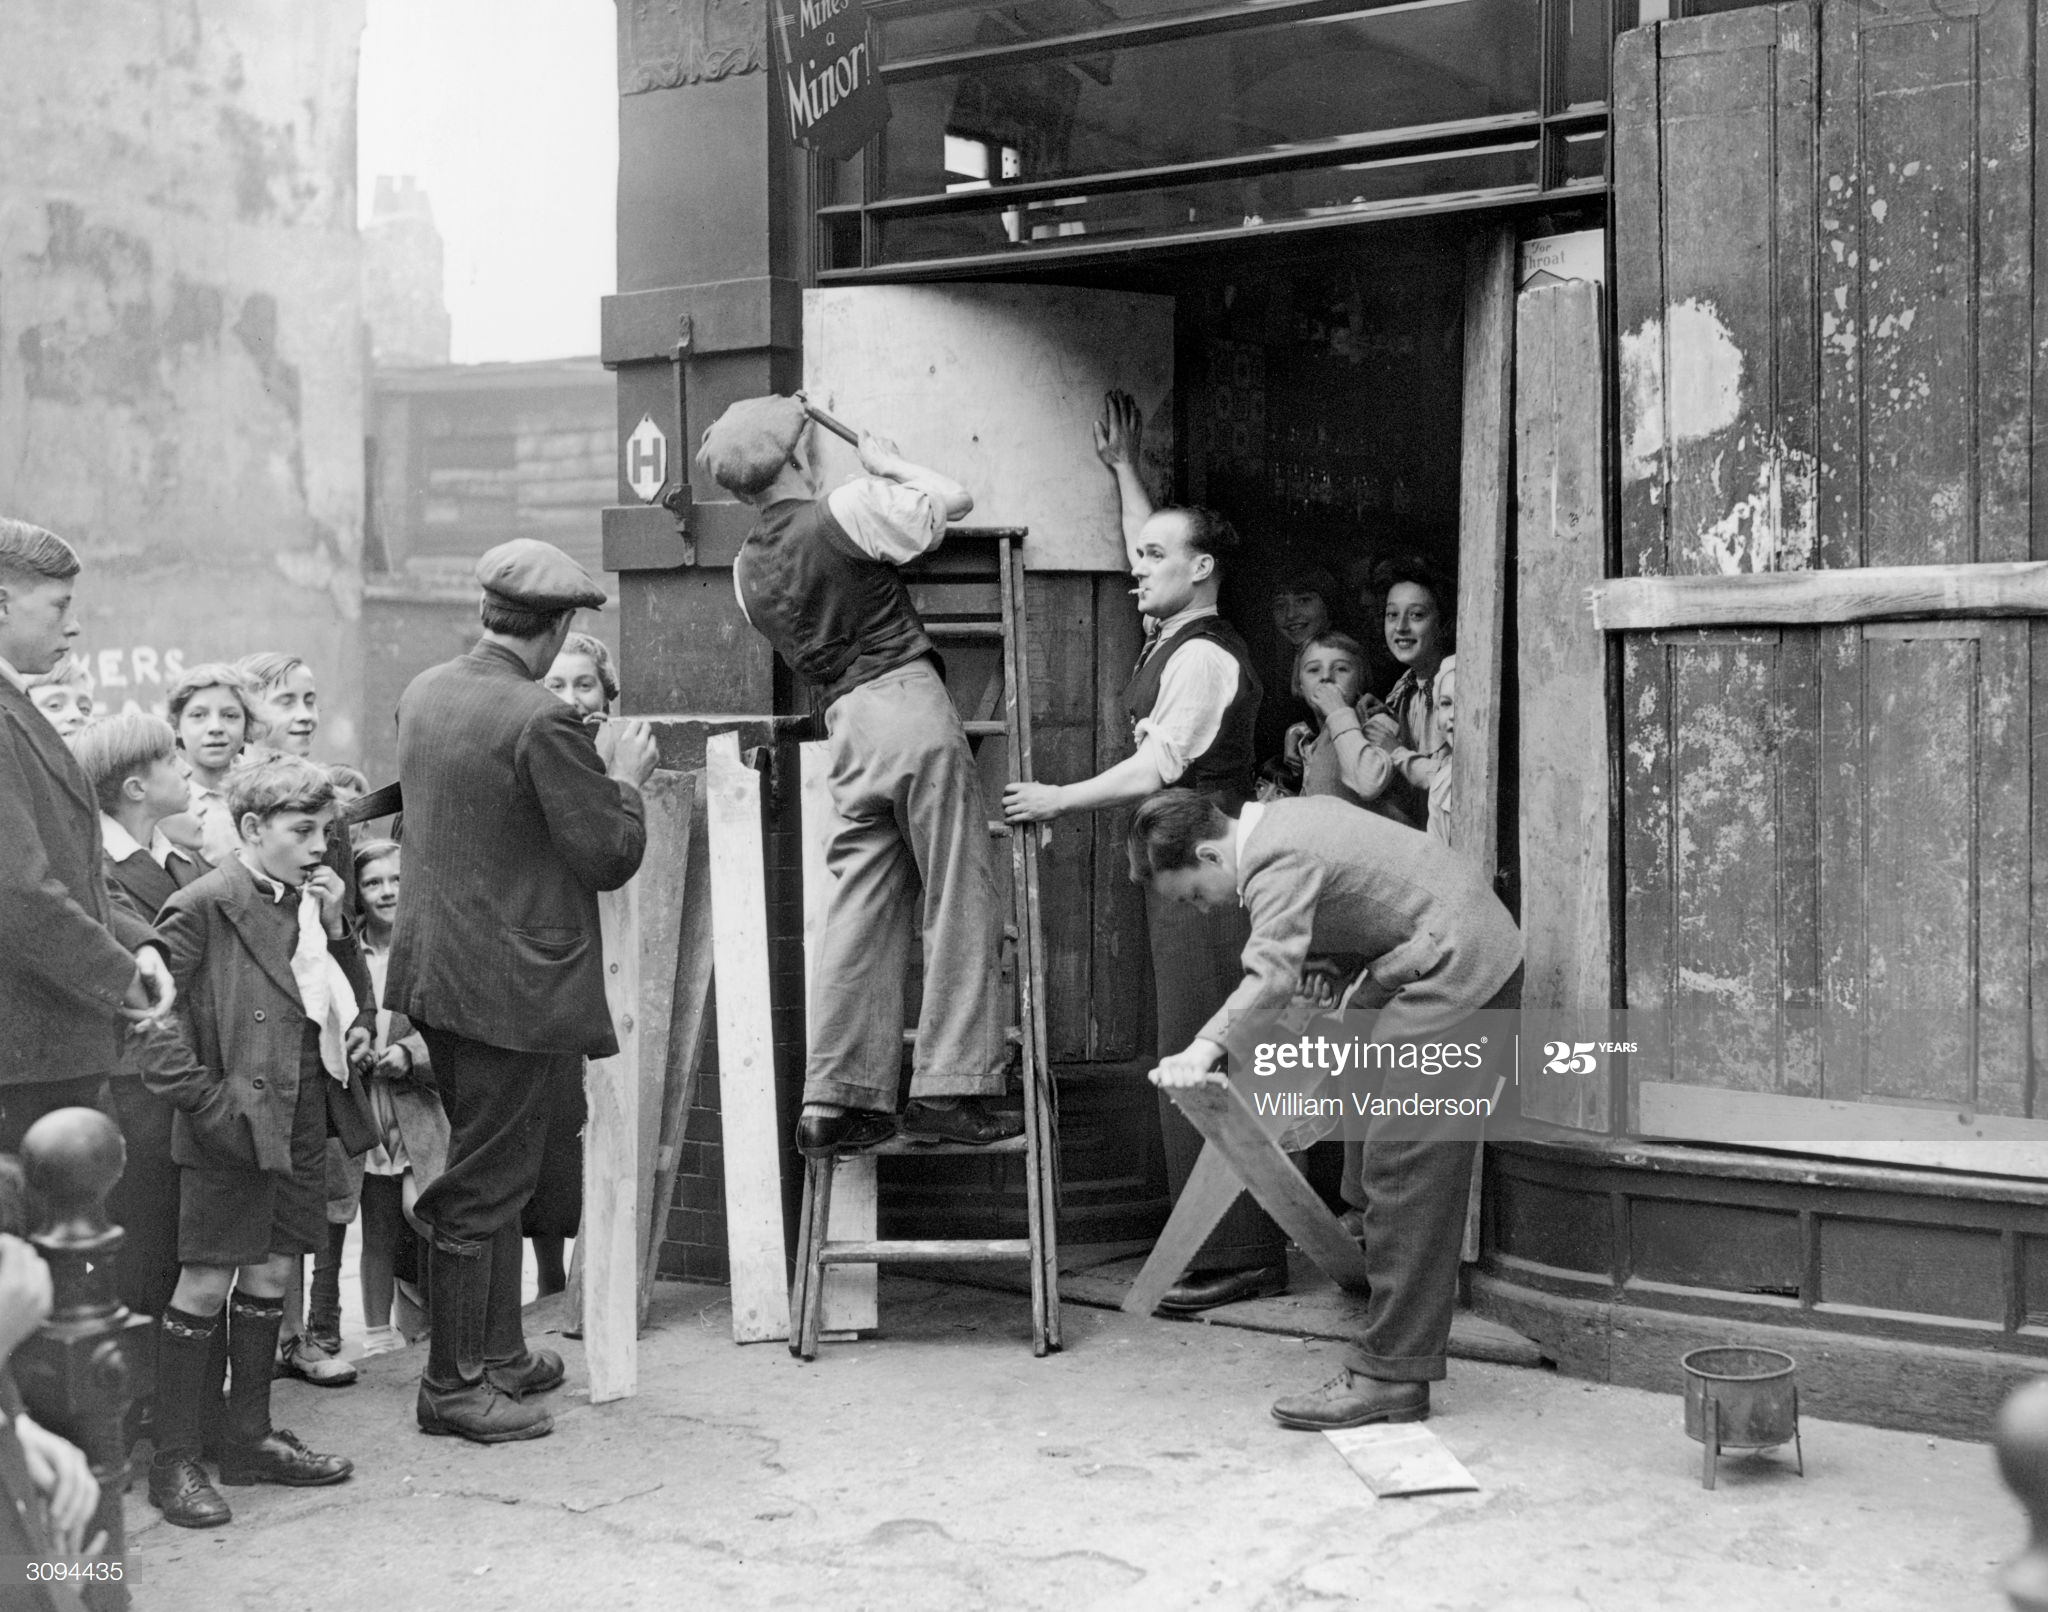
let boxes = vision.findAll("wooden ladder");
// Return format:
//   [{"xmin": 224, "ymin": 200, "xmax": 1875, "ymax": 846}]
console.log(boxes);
[{"xmin": 788, "ymin": 529, "xmax": 1062, "ymax": 1358}]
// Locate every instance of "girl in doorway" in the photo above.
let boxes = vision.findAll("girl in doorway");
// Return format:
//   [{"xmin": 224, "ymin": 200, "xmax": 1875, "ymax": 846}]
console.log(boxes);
[
  {"xmin": 1363, "ymin": 556, "xmax": 1453, "ymax": 832},
  {"xmin": 352, "ymin": 839, "xmax": 448, "ymax": 1357},
  {"xmin": 1281, "ymin": 631, "xmax": 1414, "ymax": 827}
]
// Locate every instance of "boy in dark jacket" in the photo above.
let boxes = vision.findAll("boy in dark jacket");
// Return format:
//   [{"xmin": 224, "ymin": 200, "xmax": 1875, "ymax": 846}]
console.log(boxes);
[{"xmin": 141, "ymin": 756, "xmax": 362, "ymax": 1529}]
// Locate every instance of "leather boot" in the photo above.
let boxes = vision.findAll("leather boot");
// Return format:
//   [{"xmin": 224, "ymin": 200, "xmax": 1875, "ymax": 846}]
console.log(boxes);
[
  {"xmin": 484, "ymin": 1223, "xmax": 564, "ymax": 1400},
  {"xmin": 147, "ymin": 1305, "xmax": 231, "ymax": 1529},
  {"xmin": 417, "ymin": 1237, "xmax": 553, "ymax": 1444}
]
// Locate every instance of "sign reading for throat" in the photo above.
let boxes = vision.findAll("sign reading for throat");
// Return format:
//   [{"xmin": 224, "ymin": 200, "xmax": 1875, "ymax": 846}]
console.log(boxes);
[{"xmin": 768, "ymin": 0, "xmax": 890, "ymax": 162}]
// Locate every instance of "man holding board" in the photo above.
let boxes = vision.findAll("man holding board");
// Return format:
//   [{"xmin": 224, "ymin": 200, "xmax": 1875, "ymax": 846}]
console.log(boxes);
[{"xmin": 697, "ymin": 395, "xmax": 1018, "ymax": 1155}]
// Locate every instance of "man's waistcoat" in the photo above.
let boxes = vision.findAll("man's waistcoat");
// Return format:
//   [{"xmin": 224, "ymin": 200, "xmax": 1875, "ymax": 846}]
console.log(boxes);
[
  {"xmin": 1122, "ymin": 615, "xmax": 1262, "ymax": 811},
  {"xmin": 735, "ymin": 497, "xmax": 935, "ymax": 707}
]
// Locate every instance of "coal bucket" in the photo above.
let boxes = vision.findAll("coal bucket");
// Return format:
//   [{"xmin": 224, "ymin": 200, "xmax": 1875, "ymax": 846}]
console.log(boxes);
[{"xmin": 1681, "ymin": 1345, "xmax": 1804, "ymax": 1490}]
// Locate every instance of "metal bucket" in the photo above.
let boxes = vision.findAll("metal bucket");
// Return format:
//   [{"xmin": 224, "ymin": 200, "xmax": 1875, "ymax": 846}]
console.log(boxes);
[{"xmin": 1681, "ymin": 1346, "xmax": 1803, "ymax": 1489}]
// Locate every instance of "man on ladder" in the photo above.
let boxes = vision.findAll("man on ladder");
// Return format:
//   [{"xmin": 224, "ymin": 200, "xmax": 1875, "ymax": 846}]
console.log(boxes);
[{"xmin": 697, "ymin": 395, "xmax": 1020, "ymax": 1156}]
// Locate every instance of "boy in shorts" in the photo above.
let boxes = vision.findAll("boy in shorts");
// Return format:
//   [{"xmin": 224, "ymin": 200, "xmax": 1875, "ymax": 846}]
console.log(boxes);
[{"xmin": 141, "ymin": 755, "xmax": 359, "ymax": 1528}]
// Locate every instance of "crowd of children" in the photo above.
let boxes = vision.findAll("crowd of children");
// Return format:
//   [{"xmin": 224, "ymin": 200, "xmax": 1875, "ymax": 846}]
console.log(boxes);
[{"xmin": 51, "ymin": 636, "xmax": 613, "ymax": 1530}]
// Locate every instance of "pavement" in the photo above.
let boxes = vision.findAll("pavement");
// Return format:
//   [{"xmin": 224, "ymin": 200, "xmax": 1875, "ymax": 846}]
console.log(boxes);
[{"xmin": 126, "ymin": 1275, "xmax": 2022, "ymax": 1612}]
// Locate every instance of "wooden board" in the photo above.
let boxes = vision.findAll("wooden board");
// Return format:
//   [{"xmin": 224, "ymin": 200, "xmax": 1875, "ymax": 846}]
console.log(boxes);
[
  {"xmin": 802, "ymin": 284, "xmax": 1174, "ymax": 571},
  {"xmin": 706, "ymin": 732, "xmax": 791, "ymax": 1344},
  {"xmin": 631, "ymin": 772, "xmax": 694, "ymax": 1314},
  {"xmin": 1090, "ymin": 574, "xmax": 1150, "ymax": 1061},
  {"xmin": 585, "ymin": 855, "xmax": 642, "ymax": 1399},
  {"xmin": 1164, "ymin": 1083, "xmax": 1374, "ymax": 1294},
  {"xmin": 1449, "ymin": 226, "xmax": 1516, "ymax": 879},
  {"xmin": 798, "ymin": 741, "xmax": 877, "ymax": 1334},
  {"xmin": 1639, "ymin": 1081, "xmax": 2048, "ymax": 1178},
  {"xmin": 1515, "ymin": 279, "xmax": 1612, "ymax": 1131},
  {"xmin": 641, "ymin": 772, "xmax": 717, "ymax": 1323},
  {"xmin": 1592, "ymin": 563, "xmax": 2048, "ymax": 632}
]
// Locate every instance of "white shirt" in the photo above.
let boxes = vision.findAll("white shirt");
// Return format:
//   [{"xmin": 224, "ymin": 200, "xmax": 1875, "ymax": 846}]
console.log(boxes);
[
  {"xmin": 1132, "ymin": 605, "xmax": 1241, "ymax": 786},
  {"xmin": 189, "ymin": 782, "xmax": 240, "ymax": 867},
  {"xmin": 100, "ymin": 815, "xmax": 180, "ymax": 870},
  {"xmin": 732, "ymin": 479, "xmax": 947, "ymax": 623},
  {"xmin": 1232, "ymin": 800, "xmax": 1266, "ymax": 902}
]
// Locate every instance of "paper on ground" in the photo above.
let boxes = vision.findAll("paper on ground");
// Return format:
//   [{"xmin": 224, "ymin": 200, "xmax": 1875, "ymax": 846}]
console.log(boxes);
[{"xmin": 1323, "ymin": 1423, "xmax": 1479, "ymax": 1497}]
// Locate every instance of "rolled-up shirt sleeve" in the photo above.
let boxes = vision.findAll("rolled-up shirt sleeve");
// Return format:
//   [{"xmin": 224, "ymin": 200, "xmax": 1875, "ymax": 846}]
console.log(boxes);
[
  {"xmin": 1133, "ymin": 639, "xmax": 1238, "ymax": 785},
  {"xmin": 826, "ymin": 479, "xmax": 946, "ymax": 564}
]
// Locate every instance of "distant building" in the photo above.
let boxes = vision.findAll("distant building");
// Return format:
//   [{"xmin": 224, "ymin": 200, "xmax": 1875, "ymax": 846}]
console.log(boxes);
[
  {"xmin": 0, "ymin": 3, "xmax": 368, "ymax": 752},
  {"xmin": 363, "ymin": 176, "xmax": 452, "ymax": 369},
  {"xmin": 359, "ymin": 357, "xmax": 616, "ymax": 787}
]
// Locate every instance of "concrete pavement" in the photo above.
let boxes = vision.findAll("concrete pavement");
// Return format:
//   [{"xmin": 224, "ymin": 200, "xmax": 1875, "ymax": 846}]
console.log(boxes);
[{"xmin": 127, "ymin": 1278, "xmax": 2021, "ymax": 1611}]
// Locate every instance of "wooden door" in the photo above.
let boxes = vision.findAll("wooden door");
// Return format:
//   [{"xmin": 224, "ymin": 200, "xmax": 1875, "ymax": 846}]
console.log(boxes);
[{"xmin": 1612, "ymin": 0, "xmax": 2046, "ymax": 1157}]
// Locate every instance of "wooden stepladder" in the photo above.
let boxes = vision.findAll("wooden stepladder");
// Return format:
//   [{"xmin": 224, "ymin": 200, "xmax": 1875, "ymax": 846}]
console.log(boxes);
[{"xmin": 789, "ymin": 529, "xmax": 1062, "ymax": 1358}]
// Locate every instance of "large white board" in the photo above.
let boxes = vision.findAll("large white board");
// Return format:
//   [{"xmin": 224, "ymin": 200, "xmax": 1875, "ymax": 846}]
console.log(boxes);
[{"xmin": 803, "ymin": 284, "xmax": 1175, "ymax": 571}]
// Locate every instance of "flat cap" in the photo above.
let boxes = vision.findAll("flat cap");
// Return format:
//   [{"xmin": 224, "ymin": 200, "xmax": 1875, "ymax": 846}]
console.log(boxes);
[
  {"xmin": 475, "ymin": 539, "xmax": 608, "ymax": 612},
  {"xmin": 696, "ymin": 394, "xmax": 808, "ymax": 497}
]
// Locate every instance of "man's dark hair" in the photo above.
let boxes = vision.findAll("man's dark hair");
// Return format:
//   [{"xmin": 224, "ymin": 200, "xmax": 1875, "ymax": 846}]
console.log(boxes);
[
  {"xmin": 479, "ymin": 598, "xmax": 571, "ymax": 639},
  {"xmin": 1371, "ymin": 553, "xmax": 1457, "ymax": 640},
  {"xmin": 0, "ymin": 518, "xmax": 80, "ymax": 590},
  {"xmin": 1126, "ymin": 788, "xmax": 1233, "ymax": 881},
  {"xmin": 1157, "ymin": 506, "xmax": 1240, "ymax": 578}
]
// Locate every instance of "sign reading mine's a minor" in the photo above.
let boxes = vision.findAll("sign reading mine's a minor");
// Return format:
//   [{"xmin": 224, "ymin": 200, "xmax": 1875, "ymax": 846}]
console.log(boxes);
[{"xmin": 769, "ymin": 0, "xmax": 890, "ymax": 162}]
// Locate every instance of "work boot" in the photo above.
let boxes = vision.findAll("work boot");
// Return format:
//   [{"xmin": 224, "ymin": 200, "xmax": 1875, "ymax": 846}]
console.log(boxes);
[
  {"xmin": 417, "ymin": 1238, "xmax": 553, "ymax": 1444},
  {"xmin": 147, "ymin": 1454, "xmax": 230, "ymax": 1530},
  {"xmin": 217, "ymin": 1428, "xmax": 352, "ymax": 1488},
  {"xmin": 1269, "ymin": 1370, "xmax": 1429, "ymax": 1431},
  {"xmin": 483, "ymin": 1223, "xmax": 565, "ymax": 1400},
  {"xmin": 901, "ymin": 1097, "xmax": 1023, "ymax": 1147}
]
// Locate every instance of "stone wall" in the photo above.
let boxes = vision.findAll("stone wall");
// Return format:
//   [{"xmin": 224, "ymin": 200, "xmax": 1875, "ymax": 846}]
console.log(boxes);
[{"xmin": 0, "ymin": 1, "xmax": 368, "ymax": 753}]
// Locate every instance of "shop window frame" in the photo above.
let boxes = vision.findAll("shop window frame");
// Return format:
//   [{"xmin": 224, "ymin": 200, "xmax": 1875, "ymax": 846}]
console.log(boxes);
[{"xmin": 813, "ymin": 0, "xmax": 1633, "ymax": 278}]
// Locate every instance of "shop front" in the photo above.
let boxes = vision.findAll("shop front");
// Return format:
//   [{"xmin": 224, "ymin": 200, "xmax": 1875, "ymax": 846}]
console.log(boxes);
[{"xmin": 608, "ymin": 0, "xmax": 2048, "ymax": 1435}]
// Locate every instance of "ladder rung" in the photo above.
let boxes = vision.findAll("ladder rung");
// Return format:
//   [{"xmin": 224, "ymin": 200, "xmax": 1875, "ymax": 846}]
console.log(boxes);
[
  {"xmin": 988, "ymin": 820, "xmax": 1011, "ymax": 838},
  {"xmin": 925, "ymin": 620, "xmax": 1004, "ymax": 640},
  {"xmin": 963, "ymin": 720, "xmax": 1006, "ymax": 739},
  {"xmin": 819, "ymin": 1238, "xmax": 1032, "ymax": 1264},
  {"xmin": 865, "ymin": 1132, "xmax": 1029, "ymax": 1156}
]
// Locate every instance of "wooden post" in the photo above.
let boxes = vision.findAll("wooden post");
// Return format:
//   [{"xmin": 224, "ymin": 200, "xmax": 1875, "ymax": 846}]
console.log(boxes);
[
  {"xmin": 706, "ymin": 732, "xmax": 791, "ymax": 1343},
  {"xmin": 585, "ymin": 836, "xmax": 643, "ymax": 1400},
  {"xmin": 1451, "ymin": 226, "xmax": 1517, "ymax": 880},
  {"xmin": 631, "ymin": 773, "xmax": 695, "ymax": 1318},
  {"xmin": 799, "ymin": 741, "xmax": 878, "ymax": 1333},
  {"xmin": 1516, "ymin": 278, "xmax": 1614, "ymax": 1130}
]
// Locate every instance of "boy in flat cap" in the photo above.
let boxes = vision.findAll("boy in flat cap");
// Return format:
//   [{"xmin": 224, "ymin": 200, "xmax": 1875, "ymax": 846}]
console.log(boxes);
[
  {"xmin": 697, "ymin": 395, "xmax": 1017, "ymax": 1156},
  {"xmin": 387, "ymin": 538, "xmax": 657, "ymax": 1444}
]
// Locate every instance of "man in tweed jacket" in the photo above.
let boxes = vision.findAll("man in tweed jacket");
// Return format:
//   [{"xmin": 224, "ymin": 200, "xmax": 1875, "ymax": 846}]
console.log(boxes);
[
  {"xmin": 389, "ymin": 539, "xmax": 655, "ymax": 1445},
  {"xmin": 1129, "ymin": 789, "xmax": 1522, "ymax": 1431}
]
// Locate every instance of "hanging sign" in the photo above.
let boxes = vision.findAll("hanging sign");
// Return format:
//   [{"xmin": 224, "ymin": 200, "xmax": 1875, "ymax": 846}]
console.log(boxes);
[
  {"xmin": 768, "ymin": 0, "xmax": 890, "ymax": 162},
  {"xmin": 626, "ymin": 414, "xmax": 668, "ymax": 504}
]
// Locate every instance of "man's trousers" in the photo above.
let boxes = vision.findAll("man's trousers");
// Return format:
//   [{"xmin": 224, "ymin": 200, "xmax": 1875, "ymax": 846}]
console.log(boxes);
[
  {"xmin": 411, "ymin": 1027, "xmax": 580, "ymax": 1252},
  {"xmin": 804, "ymin": 660, "xmax": 1007, "ymax": 1110}
]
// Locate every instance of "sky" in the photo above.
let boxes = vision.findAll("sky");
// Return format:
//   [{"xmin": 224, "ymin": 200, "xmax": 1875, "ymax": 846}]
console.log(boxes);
[{"xmin": 356, "ymin": 0, "xmax": 618, "ymax": 364}]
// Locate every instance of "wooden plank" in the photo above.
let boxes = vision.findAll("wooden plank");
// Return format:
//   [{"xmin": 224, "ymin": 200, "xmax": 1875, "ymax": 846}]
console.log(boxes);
[
  {"xmin": 1120, "ymin": 1141, "xmax": 1244, "ymax": 1317},
  {"xmin": 1030, "ymin": 574, "xmax": 1098, "ymax": 1062},
  {"xmin": 1610, "ymin": 17, "xmax": 1666, "ymax": 581},
  {"xmin": 1591, "ymin": 563, "xmax": 2048, "ymax": 633},
  {"xmin": 1170, "ymin": 1083, "xmax": 1374, "ymax": 1294},
  {"xmin": 585, "ymin": 847, "xmax": 642, "ymax": 1400},
  {"xmin": 1514, "ymin": 277, "xmax": 1611, "ymax": 1130},
  {"xmin": 1639, "ymin": 1082, "xmax": 2048, "ymax": 1179},
  {"xmin": 706, "ymin": 731, "xmax": 791, "ymax": 1344},
  {"xmin": 640, "ymin": 772, "xmax": 716, "ymax": 1320},
  {"xmin": 1449, "ymin": 225, "xmax": 1515, "ymax": 880},
  {"xmin": 798, "ymin": 741, "xmax": 877, "ymax": 1334},
  {"xmin": 630, "ymin": 772, "xmax": 694, "ymax": 1329},
  {"xmin": 1091, "ymin": 576, "xmax": 1149, "ymax": 1061}
]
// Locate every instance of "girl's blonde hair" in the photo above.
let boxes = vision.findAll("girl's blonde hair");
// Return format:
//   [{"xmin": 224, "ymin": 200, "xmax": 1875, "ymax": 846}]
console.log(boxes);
[{"xmin": 1291, "ymin": 630, "xmax": 1368, "ymax": 700}]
